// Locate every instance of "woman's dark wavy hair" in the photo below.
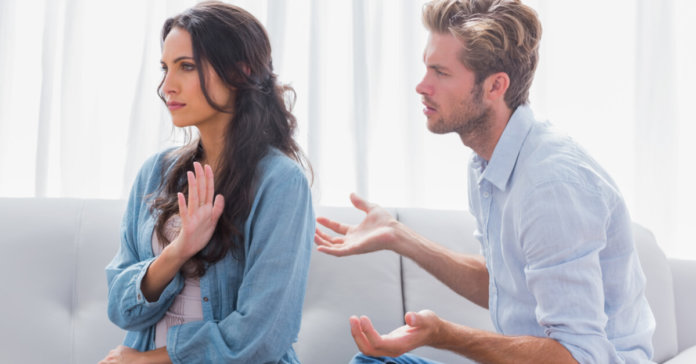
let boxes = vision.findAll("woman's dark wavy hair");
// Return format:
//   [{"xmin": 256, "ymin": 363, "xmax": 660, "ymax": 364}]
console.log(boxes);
[{"xmin": 151, "ymin": 1, "xmax": 311, "ymax": 277}]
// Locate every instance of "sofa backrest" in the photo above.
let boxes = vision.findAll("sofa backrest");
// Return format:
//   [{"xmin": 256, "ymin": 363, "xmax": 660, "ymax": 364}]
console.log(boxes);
[
  {"xmin": 0, "ymin": 198, "xmax": 127, "ymax": 364},
  {"xmin": 303, "ymin": 207, "xmax": 682, "ymax": 363},
  {"xmin": 0, "ymin": 199, "xmax": 687, "ymax": 364},
  {"xmin": 395, "ymin": 209, "xmax": 680, "ymax": 363},
  {"xmin": 396, "ymin": 208, "xmax": 493, "ymax": 363},
  {"xmin": 296, "ymin": 206, "xmax": 406, "ymax": 364}
]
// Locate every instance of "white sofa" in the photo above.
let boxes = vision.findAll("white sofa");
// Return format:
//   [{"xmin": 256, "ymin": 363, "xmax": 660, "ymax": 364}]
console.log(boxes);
[{"xmin": 0, "ymin": 198, "xmax": 694, "ymax": 363}]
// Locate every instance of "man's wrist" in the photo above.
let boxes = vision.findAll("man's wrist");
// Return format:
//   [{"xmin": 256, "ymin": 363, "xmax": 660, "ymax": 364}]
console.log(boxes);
[
  {"xmin": 388, "ymin": 220, "xmax": 410, "ymax": 254},
  {"xmin": 390, "ymin": 221, "xmax": 426, "ymax": 259},
  {"xmin": 428, "ymin": 315, "xmax": 451, "ymax": 349}
]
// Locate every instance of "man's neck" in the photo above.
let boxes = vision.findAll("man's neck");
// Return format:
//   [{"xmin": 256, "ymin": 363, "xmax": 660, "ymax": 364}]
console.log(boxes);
[{"xmin": 460, "ymin": 105, "xmax": 513, "ymax": 161}]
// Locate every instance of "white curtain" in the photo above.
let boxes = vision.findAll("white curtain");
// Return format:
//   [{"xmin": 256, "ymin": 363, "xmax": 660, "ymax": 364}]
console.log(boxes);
[{"xmin": 0, "ymin": 0, "xmax": 694, "ymax": 259}]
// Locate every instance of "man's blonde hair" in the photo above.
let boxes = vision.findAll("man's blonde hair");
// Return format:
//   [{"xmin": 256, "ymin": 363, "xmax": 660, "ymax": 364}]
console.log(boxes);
[{"xmin": 423, "ymin": 0, "xmax": 542, "ymax": 110}]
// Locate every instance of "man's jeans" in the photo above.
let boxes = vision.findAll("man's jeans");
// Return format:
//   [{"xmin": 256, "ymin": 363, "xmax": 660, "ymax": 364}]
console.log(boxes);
[{"xmin": 350, "ymin": 353, "xmax": 444, "ymax": 364}]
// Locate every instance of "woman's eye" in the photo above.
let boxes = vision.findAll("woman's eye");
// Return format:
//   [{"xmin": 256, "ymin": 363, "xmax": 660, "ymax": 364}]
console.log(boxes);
[{"xmin": 182, "ymin": 63, "xmax": 196, "ymax": 71}]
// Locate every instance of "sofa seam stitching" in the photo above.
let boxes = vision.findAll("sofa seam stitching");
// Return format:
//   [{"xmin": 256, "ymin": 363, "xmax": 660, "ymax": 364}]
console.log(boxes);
[{"xmin": 396, "ymin": 209, "xmax": 406, "ymax": 324}]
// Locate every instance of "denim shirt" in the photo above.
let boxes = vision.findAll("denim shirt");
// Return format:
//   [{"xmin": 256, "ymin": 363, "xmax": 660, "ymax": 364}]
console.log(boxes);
[
  {"xmin": 105, "ymin": 147, "xmax": 314, "ymax": 363},
  {"xmin": 468, "ymin": 105, "xmax": 655, "ymax": 363}
]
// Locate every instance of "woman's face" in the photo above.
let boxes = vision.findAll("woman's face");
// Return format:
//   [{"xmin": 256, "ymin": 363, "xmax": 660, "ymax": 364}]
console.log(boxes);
[{"xmin": 160, "ymin": 27, "xmax": 233, "ymax": 131}]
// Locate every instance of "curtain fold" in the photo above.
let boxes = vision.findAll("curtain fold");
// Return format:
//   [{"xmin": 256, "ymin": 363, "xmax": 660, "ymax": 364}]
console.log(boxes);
[
  {"xmin": 635, "ymin": 0, "xmax": 679, "ymax": 256},
  {"xmin": 0, "ymin": 0, "xmax": 694, "ymax": 258}
]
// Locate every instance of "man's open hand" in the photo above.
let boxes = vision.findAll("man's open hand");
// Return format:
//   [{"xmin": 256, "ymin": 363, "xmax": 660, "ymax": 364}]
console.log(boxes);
[
  {"xmin": 314, "ymin": 193, "xmax": 399, "ymax": 257},
  {"xmin": 349, "ymin": 310, "xmax": 442, "ymax": 357}
]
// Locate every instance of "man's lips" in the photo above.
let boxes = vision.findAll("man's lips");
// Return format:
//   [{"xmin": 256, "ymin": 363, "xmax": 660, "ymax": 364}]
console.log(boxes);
[
  {"xmin": 422, "ymin": 100, "xmax": 437, "ymax": 115},
  {"xmin": 167, "ymin": 101, "xmax": 186, "ymax": 111}
]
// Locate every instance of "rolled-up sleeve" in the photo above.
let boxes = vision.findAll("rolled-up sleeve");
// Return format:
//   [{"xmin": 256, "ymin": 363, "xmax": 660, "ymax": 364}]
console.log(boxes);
[
  {"xmin": 166, "ymin": 163, "xmax": 314, "ymax": 363},
  {"xmin": 105, "ymin": 154, "xmax": 184, "ymax": 332},
  {"xmin": 518, "ymin": 180, "xmax": 623, "ymax": 363}
]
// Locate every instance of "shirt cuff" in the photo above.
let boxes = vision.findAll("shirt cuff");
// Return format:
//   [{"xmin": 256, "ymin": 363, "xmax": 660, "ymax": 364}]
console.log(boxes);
[{"xmin": 133, "ymin": 256, "xmax": 184, "ymax": 306}]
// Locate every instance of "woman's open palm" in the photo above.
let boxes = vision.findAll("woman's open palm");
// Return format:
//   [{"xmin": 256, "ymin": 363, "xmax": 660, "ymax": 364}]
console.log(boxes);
[{"xmin": 173, "ymin": 162, "xmax": 225, "ymax": 260}]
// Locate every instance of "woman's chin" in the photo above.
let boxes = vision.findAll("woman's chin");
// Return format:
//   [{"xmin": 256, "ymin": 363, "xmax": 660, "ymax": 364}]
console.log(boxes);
[{"xmin": 171, "ymin": 118, "xmax": 194, "ymax": 128}]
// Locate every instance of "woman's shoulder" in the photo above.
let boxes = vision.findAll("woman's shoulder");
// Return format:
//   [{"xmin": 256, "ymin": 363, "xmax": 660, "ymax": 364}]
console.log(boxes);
[
  {"xmin": 256, "ymin": 148, "xmax": 309, "ymax": 183},
  {"xmin": 139, "ymin": 147, "xmax": 179, "ymax": 173},
  {"xmin": 137, "ymin": 146, "xmax": 173, "ymax": 168},
  {"xmin": 131, "ymin": 147, "xmax": 179, "ymax": 191}
]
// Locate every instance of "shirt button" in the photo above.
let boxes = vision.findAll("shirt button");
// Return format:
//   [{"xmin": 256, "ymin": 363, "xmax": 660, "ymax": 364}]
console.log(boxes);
[
  {"xmin": 483, "ymin": 192, "xmax": 490, "ymax": 198},
  {"xmin": 203, "ymin": 297, "xmax": 209, "ymax": 302},
  {"xmin": 137, "ymin": 294, "xmax": 141, "ymax": 300}
]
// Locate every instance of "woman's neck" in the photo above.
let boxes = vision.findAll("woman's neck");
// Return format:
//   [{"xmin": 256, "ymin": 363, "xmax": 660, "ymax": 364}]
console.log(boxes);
[{"xmin": 197, "ymin": 126, "xmax": 226, "ymax": 173}]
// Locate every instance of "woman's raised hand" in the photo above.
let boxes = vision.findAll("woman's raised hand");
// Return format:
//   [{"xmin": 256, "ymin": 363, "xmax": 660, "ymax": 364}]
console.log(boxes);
[{"xmin": 172, "ymin": 162, "xmax": 225, "ymax": 260}]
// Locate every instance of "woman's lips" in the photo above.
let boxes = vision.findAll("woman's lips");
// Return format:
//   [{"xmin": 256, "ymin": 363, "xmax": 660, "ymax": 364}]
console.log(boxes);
[{"xmin": 167, "ymin": 102, "xmax": 185, "ymax": 111}]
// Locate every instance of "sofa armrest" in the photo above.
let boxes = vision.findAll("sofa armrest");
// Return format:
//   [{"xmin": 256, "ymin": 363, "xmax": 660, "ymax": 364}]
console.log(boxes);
[
  {"xmin": 670, "ymin": 258, "xmax": 696, "ymax": 353},
  {"xmin": 663, "ymin": 345, "xmax": 696, "ymax": 364}
]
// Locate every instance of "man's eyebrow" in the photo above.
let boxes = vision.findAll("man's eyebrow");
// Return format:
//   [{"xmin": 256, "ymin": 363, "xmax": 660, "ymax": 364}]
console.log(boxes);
[
  {"xmin": 160, "ymin": 56, "xmax": 195, "ymax": 64},
  {"xmin": 428, "ymin": 64, "xmax": 450, "ymax": 72}
]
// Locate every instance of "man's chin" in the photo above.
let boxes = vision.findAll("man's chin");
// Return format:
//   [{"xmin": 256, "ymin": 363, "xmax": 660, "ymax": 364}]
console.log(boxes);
[{"xmin": 426, "ymin": 118, "xmax": 452, "ymax": 135}]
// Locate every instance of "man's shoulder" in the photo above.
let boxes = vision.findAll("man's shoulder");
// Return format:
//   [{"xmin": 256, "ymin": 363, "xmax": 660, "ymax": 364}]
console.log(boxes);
[{"xmin": 514, "ymin": 123, "xmax": 615, "ymax": 193}]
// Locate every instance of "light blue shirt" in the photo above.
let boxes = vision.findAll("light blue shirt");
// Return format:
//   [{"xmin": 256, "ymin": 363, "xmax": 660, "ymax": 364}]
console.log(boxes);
[
  {"xmin": 467, "ymin": 105, "xmax": 655, "ymax": 363},
  {"xmin": 106, "ymin": 147, "xmax": 314, "ymax": 363}
]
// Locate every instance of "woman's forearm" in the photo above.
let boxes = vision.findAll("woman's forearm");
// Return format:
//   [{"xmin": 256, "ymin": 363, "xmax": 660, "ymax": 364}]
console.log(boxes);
[
  {"xmin": 141, "ymin": 242, "xmax": 188, "ymax": 302},
  {"xmin": 140, "ymin": 347, "xmax": 172, "ymax": 364}
]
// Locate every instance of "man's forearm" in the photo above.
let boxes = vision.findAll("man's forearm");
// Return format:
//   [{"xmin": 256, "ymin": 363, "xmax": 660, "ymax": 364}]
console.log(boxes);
[
  {"xmin": 392, "ymin": 221, "xmax": 489, "ymax": 308},
  {"xmin": 434, "ymin": 320, "xmax": 578, "ymax": 364}
]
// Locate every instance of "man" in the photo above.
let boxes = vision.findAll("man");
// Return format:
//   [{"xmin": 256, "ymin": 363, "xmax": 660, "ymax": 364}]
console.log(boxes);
[{"xmin": 313, "ymin": 0, "xmax": 656, "ymax": 363}]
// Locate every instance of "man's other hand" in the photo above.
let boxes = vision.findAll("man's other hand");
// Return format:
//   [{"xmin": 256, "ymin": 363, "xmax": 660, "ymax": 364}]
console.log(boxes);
[{"xmin": 349, "ymin": 310, "xmax": 442, "ymax": 357}]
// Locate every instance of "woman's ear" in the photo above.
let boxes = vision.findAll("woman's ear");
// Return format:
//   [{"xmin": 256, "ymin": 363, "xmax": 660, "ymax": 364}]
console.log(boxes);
[{"xmin": 238, "ymin": 63, "xmax": 251, "ymax": 76}]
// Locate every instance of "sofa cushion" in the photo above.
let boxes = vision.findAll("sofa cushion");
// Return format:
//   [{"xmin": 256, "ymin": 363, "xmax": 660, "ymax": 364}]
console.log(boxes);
[
  {"xmin": 0, "ymin": 198, "xmax": 127, "ymax": 364},
  {"xmin": 0, "ymin": 198, "xmax": 82, "ymax": 363},
  {"xmin": 397, "ymin": 208, "xmax": 494, "ymax": 363},
  {"xmin": 634, "ymin": 224, "xmax": 679, "ymax": 363},
  {"xmin": 296, "ymin": 206, "xmax": 405, "ymax": 364},
  {"xmin": 72, "ymin": 199, "xmax": 127, "ymax": 363}
]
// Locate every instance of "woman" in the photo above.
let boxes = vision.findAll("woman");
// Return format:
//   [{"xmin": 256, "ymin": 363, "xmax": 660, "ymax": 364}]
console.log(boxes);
[{"xmin": 100, "ymin": 2, "xmax": 314, "ymax": 363}]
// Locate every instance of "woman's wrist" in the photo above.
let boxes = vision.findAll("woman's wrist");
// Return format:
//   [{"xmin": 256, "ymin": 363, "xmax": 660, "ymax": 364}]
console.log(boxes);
[
  {"xmin": 140, "ymin": 347, "xmax": 172, "ymax": 364},
  {"xmin": 163, "ymin": 237, "xmax": 192, "ymax": 266},
  {"xmin": 142, "ymin": 240, "xmax": 189, "ymax": 302}
]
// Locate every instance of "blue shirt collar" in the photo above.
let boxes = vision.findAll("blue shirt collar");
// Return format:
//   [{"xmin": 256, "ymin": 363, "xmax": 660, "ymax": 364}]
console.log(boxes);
[{"xmin": 476, "ymin": 104, "xmax": 536, "ymax": 192}]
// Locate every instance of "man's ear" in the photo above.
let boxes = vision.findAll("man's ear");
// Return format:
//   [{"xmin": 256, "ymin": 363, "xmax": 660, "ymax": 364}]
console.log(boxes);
[{"xmin": 484, "ymin": 72, "xmax": 510, "ymax": 102}]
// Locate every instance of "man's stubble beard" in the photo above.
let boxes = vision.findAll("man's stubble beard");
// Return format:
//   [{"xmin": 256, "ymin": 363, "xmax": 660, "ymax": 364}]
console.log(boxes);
[{"xmin": 430, "ymin": 82, "xmax": 492, "ymax": 140}]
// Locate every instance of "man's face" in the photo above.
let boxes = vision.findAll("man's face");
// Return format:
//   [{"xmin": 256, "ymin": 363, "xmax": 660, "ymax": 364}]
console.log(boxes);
[{"xmin": 416, "ymin": 32, "xmax": 490, "ymax": 137}]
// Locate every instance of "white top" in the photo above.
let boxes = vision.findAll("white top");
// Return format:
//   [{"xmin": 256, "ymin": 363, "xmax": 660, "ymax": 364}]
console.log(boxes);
[{"xmin": 151, "ymin": 215, "xmax": 203, "ymax": 348}]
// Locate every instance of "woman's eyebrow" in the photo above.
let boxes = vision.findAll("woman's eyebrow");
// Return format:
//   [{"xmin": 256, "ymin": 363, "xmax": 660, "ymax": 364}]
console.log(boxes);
[{"xmin": 161, "ymin": 56, "xmax": 195, "ymax": 64}]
